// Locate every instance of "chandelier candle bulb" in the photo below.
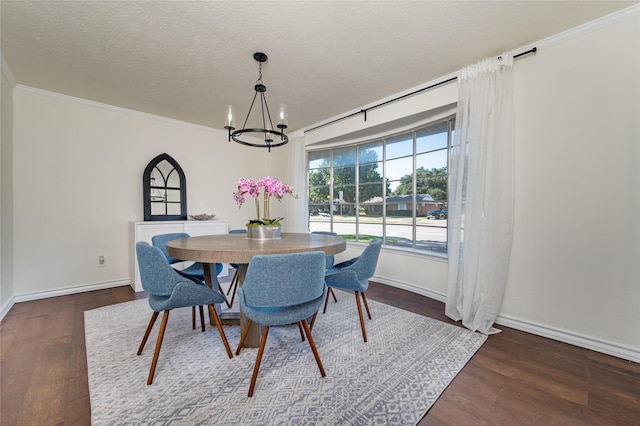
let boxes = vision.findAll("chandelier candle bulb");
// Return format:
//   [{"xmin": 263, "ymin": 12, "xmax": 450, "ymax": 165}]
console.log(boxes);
[
  {"xmin": 224, "ymin": 105, "xmax": 235, "ymax": 142},
  {"xmin": 279, "ymin": 104, "xmax": 288, "ymax": 126},
  {"xmin": 226, "ymin": 105, "xmax": 234, "ymax": 128}
]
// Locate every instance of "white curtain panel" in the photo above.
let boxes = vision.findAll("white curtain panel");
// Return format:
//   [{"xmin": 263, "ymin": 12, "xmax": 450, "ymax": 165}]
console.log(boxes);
[
  {"xmin": 445, "ymin": 53, "xmax": 515, "ymax": 334},
  {"xmin": 284, "ymin": 133, "xmax": 309, "ymax": 233}
]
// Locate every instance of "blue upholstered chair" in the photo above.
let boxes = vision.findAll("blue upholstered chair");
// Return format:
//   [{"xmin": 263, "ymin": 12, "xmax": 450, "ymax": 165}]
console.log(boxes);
[
  {"xmin": 151, "ymin": 233, "xmax": 229, "ymax": 308},
  {"xmin": 235, "ymin": 251, "xmax": 327, "ymax": 397},
  {"xmin": 135, "ymin": 242, "xmax": 233, "ymax": 385},
  {"xmin": 323, "ymin": 239, "xmax": 382, "ymax": 342},
  {"xmin": 328, "ymin": 254, "xmax": 359, "ymax": 271},
  {"xmin": 311, "ymin": 231, "xmax": 338, "ymax": 269},
  {"xmin": 311, "ymin": 231, "xmax": 340, "ymax": 306},
  {"xmin": 224, "ymin": 229, "xmax": 247, "ymax": 307}
]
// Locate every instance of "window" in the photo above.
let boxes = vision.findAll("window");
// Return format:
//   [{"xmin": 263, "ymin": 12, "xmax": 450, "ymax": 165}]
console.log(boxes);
[{"xmin": 308, "ymin": 117, "xmax": 453, "ymax": 255}]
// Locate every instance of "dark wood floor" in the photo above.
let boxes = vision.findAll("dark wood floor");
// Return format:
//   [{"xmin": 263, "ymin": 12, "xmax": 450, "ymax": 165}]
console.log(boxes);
[{"xmin": 1, "ymin": 282, "xmax": 638, "ymax": 425}]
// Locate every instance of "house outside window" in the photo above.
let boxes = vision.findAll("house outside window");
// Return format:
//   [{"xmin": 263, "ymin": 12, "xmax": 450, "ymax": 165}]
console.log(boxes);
[{"xmin": 308, "ymin": 117, "xmax": 453, "ymax": 255}]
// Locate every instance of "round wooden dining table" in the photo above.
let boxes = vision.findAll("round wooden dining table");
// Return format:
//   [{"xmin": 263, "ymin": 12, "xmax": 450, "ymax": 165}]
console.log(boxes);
[{"xmin": 166, "ymin": 232, "xmax": 346, "ymax": 347}]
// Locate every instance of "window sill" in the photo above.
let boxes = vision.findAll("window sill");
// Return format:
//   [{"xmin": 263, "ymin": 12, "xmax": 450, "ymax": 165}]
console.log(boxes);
[{"xmin": 346, "ymin": 240, "xmax": 448, "ymax": 263}]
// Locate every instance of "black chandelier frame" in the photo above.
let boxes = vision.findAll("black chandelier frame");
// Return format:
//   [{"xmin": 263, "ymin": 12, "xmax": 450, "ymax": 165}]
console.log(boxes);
[{"xmin": 225, "ymin": 52, "xmax": 288, "ymax": 152}]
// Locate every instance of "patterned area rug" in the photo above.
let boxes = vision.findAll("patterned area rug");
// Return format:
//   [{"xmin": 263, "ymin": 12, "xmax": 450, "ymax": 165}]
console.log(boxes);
[{"xmin": 85, "ymin": 293, "xmax": 486, "ymax": 425}]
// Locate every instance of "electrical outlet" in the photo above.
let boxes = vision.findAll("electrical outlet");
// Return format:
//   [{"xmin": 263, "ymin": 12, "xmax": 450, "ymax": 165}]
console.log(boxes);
[{"xmin": 98, "ymin": 255, "xmax": 106, "ymax": 267}]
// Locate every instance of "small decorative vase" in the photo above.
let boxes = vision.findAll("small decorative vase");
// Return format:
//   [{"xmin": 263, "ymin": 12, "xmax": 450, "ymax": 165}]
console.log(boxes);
[{"xmin": 247, "ymin": 225, "xmax": 281, "ymax": 240}]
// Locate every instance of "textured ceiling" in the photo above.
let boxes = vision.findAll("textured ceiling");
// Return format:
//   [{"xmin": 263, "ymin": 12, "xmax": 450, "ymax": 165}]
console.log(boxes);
[{"xmin": 2, "ymin": 1, "xmax": 637, "ymax": 132}]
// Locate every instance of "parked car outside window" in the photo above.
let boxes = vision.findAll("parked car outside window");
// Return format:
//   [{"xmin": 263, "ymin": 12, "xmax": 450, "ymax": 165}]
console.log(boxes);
[{"xmin": 427, "ymin": 208, "xmax": 447, "ymax": 220}]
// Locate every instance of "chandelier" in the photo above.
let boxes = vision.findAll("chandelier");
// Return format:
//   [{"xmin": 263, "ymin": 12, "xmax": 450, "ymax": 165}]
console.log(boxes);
[{"xmin": 224, "ymin": 52, "xmax": 288, "ymax": 152}]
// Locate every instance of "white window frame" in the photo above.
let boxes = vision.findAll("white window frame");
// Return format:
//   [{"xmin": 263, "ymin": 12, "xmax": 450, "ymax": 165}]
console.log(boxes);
[{"xmin": 308, "ymin": 116, "xmax": 454, "ymax": 256}]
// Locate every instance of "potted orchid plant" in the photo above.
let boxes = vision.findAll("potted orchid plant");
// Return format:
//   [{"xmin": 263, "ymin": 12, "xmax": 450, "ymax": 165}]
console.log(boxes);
[{"xmin": 233, "ymin": 177, "xmax": 297, "ymax": 235}]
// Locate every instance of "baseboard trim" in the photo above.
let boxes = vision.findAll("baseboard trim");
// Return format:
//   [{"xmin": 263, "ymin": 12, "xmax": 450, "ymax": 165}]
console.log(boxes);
[
  {"xmin": 373, "ymin": 277, "xmax": 639, "ymax": 363},
  {"xmin": 495, "ymin": 314, "xmax": 640, "ymax": 363},
  {"xmin": 13, "ymin": 279, "xmax": 132, "ymax": 303},
  {"xmin": 0, "ymin": 296, "xmax": 16, "ymax": 321},
  {"xmin": 373, "ymin": 275, "xmax": 446, "ymax": 303}
]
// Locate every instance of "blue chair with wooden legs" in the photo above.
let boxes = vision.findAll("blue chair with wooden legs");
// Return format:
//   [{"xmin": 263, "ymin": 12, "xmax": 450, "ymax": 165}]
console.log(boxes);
[
  {"xmin": 323, "ymin": 239, "xmax": 382, "ymax": 343},
  {"xmin": 135, "ymin": 242, "xmax": 233, "ymax": 385},
  {"xmin": 322, "ymin": 249, "xmax": 361, "ymax": 311},
  {"xmin": 311, "ymin": 231, "xmax": 338, "ymax": 269},
  {"xmin": 225, "ymin": 229, "xmax": 247, "ymax": 307},
  {"xmin": 311, "ymin": 231, "xmax": 340, "ymax": 305},
  {"xmin": 152, "ymin": 233, "xmax": 230, "ymax": 309},
  {"xmin": 235, "ymin": 251, "xmax": 327, "ymax": 397}
]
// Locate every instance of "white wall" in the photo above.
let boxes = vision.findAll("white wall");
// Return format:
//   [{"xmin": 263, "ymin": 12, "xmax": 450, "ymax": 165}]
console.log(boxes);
[
  {"xmin": 11, "ymin": 89, "xmax": 272, "ymax": 297},
  {"xmin": 302, "ymin": 10, "xmax": 640, "ymax": 360},
  {"xmin": 504, "ymin": 12, "xmax": 639, "ymax": 356},
  {"xmin": 1, "ymin": 57, "xmax": 15, "ymax": 313}
]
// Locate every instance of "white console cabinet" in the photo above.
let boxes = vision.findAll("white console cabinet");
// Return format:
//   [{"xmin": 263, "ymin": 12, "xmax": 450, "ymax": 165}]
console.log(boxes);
[{"xmin": 132, "ymin": 220, "xmax": 228, "ymax": 292}]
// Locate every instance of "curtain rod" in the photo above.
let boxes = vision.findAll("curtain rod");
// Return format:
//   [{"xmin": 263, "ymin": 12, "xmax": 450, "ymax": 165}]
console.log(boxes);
[{"xmin": 306, "ymin": 47, "xmax": 537, "ymax": 133}]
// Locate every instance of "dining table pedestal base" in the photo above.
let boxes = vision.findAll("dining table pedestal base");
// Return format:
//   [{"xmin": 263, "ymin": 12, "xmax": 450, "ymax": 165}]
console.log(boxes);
[{"xmin": 205, "ymin": 263, "xmax": 262, "ymax": 347}]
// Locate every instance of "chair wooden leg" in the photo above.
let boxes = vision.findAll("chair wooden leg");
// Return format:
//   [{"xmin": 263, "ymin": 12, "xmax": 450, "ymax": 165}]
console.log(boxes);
[
  {"xmin": 323, "ymin": 288, "xmax": 338, "ymax": 314},
  {"xmin": 191, "ymin": 307, "xmax": 196, "ymax": 330},
  {"xmin": 329, "ymin": 287, "xmax": 338, "ymax": 303},
  {"xmin": 226, "ymin": 270, "xmax": 238, "ymax": 295},
  {"xmin": 322, "ymin": 289, "xmax": 331, "ymax": 313},
  {"xmin": 208, "ymin": 305, "xmax": 233, "ymax": 359},
  {"xmin": 228, "ymin": 277, "xmax": 240, "ymax": 308},
  {"xmin": 309, "ymin": 311, "xmax": 319, "ymax": 331},
  {"xmin": 301, "ymin": 319, "xmax": 326, "ymax": 377},
  {"xmin": 235, "ymin": 318, "xmax": 254, "ymax": 355},
  {"xmin": 355, "ymin": 292, "xmax": 368, "ymax": 343},
  {"xmin": 199, "ymin": 306, "xmax": 205, "ymax": 332},
  {"xmin": 298, "ymin": 322, "xmax": 305, "ymax": 341},
  {"xmin": 361, "ymin": 292, "xmax": 372, "ymax": 320},
  {"xmin": 225, "ymin": 269, "xmax": 240, "ymax": 308},
  {"xmin": 137, "ymin": 311, "xmax": 159, "ymax": 355},
  {"xmin": 248, "ymin": 325, "xmax": 270, "ymax": 397},
  {"xmin": 218, "ymin": 284, "xmax": 232, "ymax": 308},
  {"xmin": 147, "ymin": 310, "xmax": 170, "ymax": 385}
]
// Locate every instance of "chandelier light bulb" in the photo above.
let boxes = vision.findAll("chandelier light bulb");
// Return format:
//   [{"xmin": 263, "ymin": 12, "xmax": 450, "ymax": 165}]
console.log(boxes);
[
  {"xmin": 279, "ymin": 104, "xmax": 288, "ymax": 126},
  {"xmin": 226, "ymin": 105, "xmax": 234, "ymax": 128}
]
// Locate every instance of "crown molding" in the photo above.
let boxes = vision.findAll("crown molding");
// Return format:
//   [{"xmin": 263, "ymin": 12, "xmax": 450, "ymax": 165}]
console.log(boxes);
[
  {"xmin": 1, "ymin": 52, "xmax": 17, "ymax": 88},
  {"xmin": 14, "ymin": 84, "xmax": 228, "ymax": 136},
  {"xmin": 518, "ymin": 3, "xmax": 639, "ymax": 52}
]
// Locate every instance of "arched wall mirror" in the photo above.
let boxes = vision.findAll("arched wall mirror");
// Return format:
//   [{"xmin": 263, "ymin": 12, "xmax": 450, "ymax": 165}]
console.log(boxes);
[{"xmin": 143, "ymin": 153, "xmax": 187, "ymax": 221}]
